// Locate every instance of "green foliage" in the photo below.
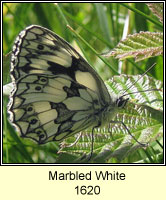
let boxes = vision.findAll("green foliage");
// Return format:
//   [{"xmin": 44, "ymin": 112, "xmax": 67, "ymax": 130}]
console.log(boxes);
[
  {"xmin": 3, "ymin": 2, "xmax": 163, "ymax": 163},
  {"xmin": 104, "ymin": 3, "xmax": 163, "ymax": 61},
  {"xmin": 60, "ymin": 75, "xmax": 163, "ymax": 163},
  {"xmin": 108, "ymin": 32, "xmax": 163, "ymax": 61}
]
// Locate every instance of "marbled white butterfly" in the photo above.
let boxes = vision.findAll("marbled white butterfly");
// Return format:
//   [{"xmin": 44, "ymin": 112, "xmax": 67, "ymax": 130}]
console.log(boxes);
[{"xmin": 8, "ymin": 25, "xmax": 145, "ymax": 159}]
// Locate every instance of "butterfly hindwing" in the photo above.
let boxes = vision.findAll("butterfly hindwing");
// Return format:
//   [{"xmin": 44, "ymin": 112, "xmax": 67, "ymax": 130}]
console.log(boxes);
[
  {"xmin": 10, "ymin": 73, "xmax": 104, "ymax": 143},
  {"xmin": 8, "ymin": 25, "xmax": 114, "ymax": 144}
]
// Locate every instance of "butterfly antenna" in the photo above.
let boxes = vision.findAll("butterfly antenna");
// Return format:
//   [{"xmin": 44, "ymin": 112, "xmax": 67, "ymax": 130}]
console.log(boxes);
[
  {"xmin": 121, "ymin": 88, "xmax": 160, "ymax": 98},
  {"xmin": 122, "ymin": 63, "xmax": 156, "ymax": 96}
]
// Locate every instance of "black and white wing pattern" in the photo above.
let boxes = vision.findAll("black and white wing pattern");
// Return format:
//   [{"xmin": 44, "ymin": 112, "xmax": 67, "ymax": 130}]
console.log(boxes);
[{"xmin": 8, "ymin": 25, "xmax": 126, "ymax": 144}]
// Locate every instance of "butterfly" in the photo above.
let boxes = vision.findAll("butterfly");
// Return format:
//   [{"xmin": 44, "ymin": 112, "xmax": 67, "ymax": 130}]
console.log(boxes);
[{"xmin": 8, "ymin": 25, "xmax": 143, "ymax": 159}]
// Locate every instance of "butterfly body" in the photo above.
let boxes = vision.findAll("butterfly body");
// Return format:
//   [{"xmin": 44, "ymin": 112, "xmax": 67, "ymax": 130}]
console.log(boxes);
[{"xmin": 8, "ymin": 25, "xmax": 126, "ymax": 146}]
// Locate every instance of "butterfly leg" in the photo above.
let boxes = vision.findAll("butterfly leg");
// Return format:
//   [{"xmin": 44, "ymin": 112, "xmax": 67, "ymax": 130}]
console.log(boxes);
[
  {"xmin": 87, "ymin": 123, "xmax": 102, "ymax": 162},
  {"xmin": 87, "ymin": 127, "xmax": 95, "ymax": 161},
  {"xmin": 109, "ymin": 120, "xmax": 148, "ymax": 147},
  {"xmin": 65, "ymin": 132, "xmax": 82, "ymax": 148},
  {"xmin": 58, "ymin": 132, "xmax": 82, "ymax": 153},
  {"xmin": 108, "ymin": 123, "xmax": 114, "ymax": 140}
]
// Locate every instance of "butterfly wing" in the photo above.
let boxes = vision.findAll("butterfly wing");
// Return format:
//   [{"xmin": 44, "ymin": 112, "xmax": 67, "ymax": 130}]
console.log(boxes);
[
  {"xmin": 8, "ymin": 25, "xmax": 111, "ymax": 144},
  {"xmin": 10, "ymin": 25, "xmax": 110, "ymax": 103},
  {"xmin": 9, "ymin": 73, "xmax": 104, "ymax": 143}
]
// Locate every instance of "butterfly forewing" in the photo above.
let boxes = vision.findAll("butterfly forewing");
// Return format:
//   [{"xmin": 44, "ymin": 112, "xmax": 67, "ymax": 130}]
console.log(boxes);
[{"xmin": 8, "ymin": 25, "xmax": 114, "ymax": 144}]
